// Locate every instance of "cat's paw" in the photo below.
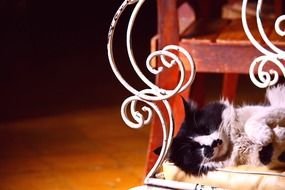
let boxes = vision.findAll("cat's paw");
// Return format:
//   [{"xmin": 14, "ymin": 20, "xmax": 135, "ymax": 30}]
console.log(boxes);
[{"xmin": 245, "ymin": 122, "xmax": 273, "ymax": 145}]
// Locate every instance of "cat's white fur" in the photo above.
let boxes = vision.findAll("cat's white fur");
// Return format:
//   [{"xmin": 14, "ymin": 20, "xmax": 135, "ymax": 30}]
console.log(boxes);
[
  {"xmin": 193, "ymin": 131, "xmax": 230, "ymax": 160},
  {"xmin": 208, "ymin": 85, "xmax": 285, "ymax": 168}
]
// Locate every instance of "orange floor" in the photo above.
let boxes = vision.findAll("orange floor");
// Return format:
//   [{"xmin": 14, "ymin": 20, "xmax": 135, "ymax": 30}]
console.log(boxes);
[
  {"xmin": 0, "ymin": 107, "xmax": 150, "ymax": 190},
  {"xmin": 0, "ymin": 74, "xmax": 268, "ymax": 190}
]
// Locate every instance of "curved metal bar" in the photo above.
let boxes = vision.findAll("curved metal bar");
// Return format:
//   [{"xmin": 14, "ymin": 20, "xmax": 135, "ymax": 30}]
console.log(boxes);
[
  {"xmin": 146, "ymin": 45, "xmax": 196, "ymax": 99},
  {"xmin": 145, "ymin": 98, "xmax": 174, "ymax": 181},
  {"xmin": 249, "ymin": 56, "xmax": 285, "ymax": 88},
  {"xmin": 241, "ymin": 0, "xmax": 275, "ymax": 57},
  {"xmin": 275, "ymin": 15, "xmax": 285, "ymax": 37},
  {"xmin": 109, "ymin": 0, "xmax": 196, "ymax": 101},
  {"xmin": 163, "ymin": 45, "xmax": 196, "ymax": 93},
  {"xmin": 120, "ymin": 94, "xmax": 174, "ymax": 180},
  {"xmin": 107, "ymin": 0, "xmax": 196, "ymax": 182},
  {"xmin": 241, "ymin": 0, "xmax": 285, "ymax": 88},
  {"xmin": 107, "ymin": 0, "xmax": 139, "ymax": 96},
  {"xmin": 142, "ymin": 48, "xmax": 186, "ymax": 101},
  {"xmin": 256, "ymin": 0, "xmax": 285, "ymax": 57},
  {"xmin": 126, "ymin": 0, "xmax": 155, "ymax": 90}
]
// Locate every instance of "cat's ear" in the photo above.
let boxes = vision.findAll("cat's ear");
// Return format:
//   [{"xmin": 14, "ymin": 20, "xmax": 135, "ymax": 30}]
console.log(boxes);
[
  {"xmin": 181, "ymin": 96, "xmax": 197, "ymax": 122},
  {"xmin": 153, "ymin": 146, "xmax": 162, "ymax": 155}
]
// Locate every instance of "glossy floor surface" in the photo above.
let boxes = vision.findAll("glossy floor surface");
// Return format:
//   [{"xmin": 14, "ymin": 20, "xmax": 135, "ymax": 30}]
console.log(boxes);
[
  {"xmin": 0, "ymin": 73, "xmax": 268, "ymax": 190},
  {"xmin": 0, "ymin": 107, "xmax": 150, "ymax": 190}
]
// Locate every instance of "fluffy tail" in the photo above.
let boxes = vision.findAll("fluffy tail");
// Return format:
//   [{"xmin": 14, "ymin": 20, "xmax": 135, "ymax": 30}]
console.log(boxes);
[{"xmin": 266, "ymin": 84, "xmax": 285, "ymax": 107}]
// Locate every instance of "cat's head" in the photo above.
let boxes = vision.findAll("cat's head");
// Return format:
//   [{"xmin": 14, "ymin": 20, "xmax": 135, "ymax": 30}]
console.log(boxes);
[{"xmin": 168, "ymin": 98, "xmax": 233, "ymax": 175}]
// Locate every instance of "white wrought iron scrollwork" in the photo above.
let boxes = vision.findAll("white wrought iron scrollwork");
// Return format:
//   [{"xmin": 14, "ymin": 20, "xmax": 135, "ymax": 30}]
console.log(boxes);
[
  {"xmin": 241, "ymin": 0, "xmax": 285, "ymax": 88},
  {"xmin": 107, "ymin": 0, "xmax": 196, "ymax": 184},
  {"xmin": 121, "ymin": 96, "xmax": 174, "ymax": 180}
]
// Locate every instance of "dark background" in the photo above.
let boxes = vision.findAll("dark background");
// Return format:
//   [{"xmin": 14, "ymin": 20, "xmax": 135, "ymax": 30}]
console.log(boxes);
[
  {"xmin": 1, "ymin": 0, "xmax": 278, "ymax": 122},
  {"xmin": 0, "ymin": 0, "xmax": 157, "ymax": 122}
]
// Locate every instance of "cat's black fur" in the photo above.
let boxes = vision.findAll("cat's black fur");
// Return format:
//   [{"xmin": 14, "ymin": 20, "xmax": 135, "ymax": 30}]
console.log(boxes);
[
  {"xmin": 168, "ymin": 98, "xmax": 227, "ymax": 175},
  {"xmin": 155, "ymin": 85, "xmax": 285, "ymax": 176},
  {"xmin": 175, "ymin": 98, "xmax": 226, "ymax": 138}
]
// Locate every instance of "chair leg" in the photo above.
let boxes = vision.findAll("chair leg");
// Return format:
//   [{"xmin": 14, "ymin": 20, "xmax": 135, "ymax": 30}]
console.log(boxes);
[
  {"xmin": 172, "ymin": 74, "xmax": 205, "ymax": 134},
  {"xmin": 222, "ymin": 73, "xmax": 239, "ymax": 102},
  {"xmin": 172, "ymin": 80, "xmax": 191, "ymax": 135},
  {"xmin": 145, "ymin": 108, "xmax": 163, "ymax": 174},
  {"xmin": 145, "ymin": 71, "xmax": 192, "ymax": 174},
  {"xmin": 145, "ymin": 72, "xmax": 207, "ymax": 173},
  {"xmin": 145, "ymin": 87, "xmax": 192, "ymax": 175},
  {"xmin": 190, "ymin": 73, "xmax": 206, "ymax": 107}
]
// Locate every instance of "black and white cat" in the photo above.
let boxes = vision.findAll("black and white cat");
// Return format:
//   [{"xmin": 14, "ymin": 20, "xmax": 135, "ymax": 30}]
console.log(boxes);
[{"xmin": 168, "ymin": 84, "xmax": 285, "ymax": 176}]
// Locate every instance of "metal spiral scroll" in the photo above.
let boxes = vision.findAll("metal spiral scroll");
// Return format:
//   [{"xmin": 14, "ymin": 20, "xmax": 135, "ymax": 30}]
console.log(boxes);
[
  {"xmin": 107, "ymin": 0, "xmax": 196, "ymax": 182},
  {"xmin": 241, "ymin": 0, "xmax": 285, "ymax": 88}
]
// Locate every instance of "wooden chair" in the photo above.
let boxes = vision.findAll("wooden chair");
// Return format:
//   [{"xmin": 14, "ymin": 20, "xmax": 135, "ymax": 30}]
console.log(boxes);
[{"xmin": 145, "ymin": 0, "xmax": 285, "ymax": 173}]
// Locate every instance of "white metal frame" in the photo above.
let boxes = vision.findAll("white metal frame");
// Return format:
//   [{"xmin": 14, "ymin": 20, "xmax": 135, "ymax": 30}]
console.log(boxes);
[
  {"xmin": 107, "ymin": 0, "xmax": 196, "ymax": 183},
  {"xmin": 107, "ymin": 0, "xmax": 285, "ymax": 189},
  {"xmin": 242, "ymin": 0, "xmax": 285, "ymax": 88}
]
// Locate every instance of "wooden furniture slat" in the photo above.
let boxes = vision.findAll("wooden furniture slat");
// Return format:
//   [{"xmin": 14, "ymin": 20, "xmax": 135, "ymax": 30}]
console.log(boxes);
[
  {"xmin": 217, "ymin": 18, "xmax": 273, "ymax": 45},
  {"xmin": 181, "ymin": 19, "xmax": 230, "ymax": 43},
  {"xmin": 179, "ymin": 41, "xmax": 285, "ymax": 74}
]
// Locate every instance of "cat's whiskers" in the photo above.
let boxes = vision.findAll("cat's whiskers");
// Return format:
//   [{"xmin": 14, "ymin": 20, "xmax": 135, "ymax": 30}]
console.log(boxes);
[{"xmin": 198, "ymin": 156, "xmax": 210, "ymax": 175}]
